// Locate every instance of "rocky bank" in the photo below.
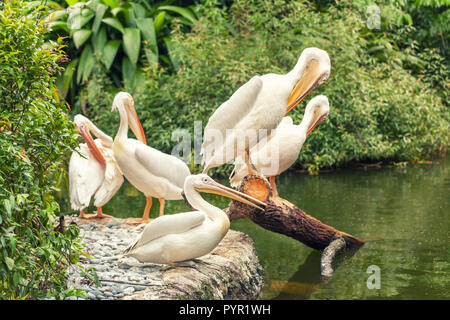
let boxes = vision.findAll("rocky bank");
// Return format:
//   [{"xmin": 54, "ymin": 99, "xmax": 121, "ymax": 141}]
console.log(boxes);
[{"xmin": 65, "ymin": 216, "xmax": 264, "ymax": 300}]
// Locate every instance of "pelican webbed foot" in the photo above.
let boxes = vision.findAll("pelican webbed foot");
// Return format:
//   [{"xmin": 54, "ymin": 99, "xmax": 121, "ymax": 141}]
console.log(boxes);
[
  {"xmin": 79, "ymin": 208, "xmax": 114, "ymax": 219},
  {"xmin": 124, "ymin": 217, "xmax": 152, "ymax": 225}
]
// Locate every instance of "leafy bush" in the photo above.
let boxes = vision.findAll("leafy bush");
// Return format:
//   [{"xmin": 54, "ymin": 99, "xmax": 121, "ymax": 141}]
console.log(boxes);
[
  {"xmin": 0, "ymin": 0, "xmax": 87, "ymax": 299},
  {"xmin": 80, "ymin": 0, "xmax": 449, "ymax": 176},
  {"xmin": 44, "ymin": 0, "xmax": 198, "ymax": 98}
]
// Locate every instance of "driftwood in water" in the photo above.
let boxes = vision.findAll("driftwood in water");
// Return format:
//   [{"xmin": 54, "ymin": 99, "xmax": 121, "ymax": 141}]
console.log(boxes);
[{"xmin": 225, "ymin": 175, "xmax": 364, "ymax": 276}]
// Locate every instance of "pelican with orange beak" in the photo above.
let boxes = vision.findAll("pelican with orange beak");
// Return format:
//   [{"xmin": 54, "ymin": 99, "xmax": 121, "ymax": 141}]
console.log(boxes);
[
  {"xmin": 201, "ymin": 47, "xmax": 330, "ymax": 176},
  {"xmin": 111, "ymin": 92, "xmax": 191, "ymax": 224},
  {"xmin": 123, "ymin": 174, "xmax": 266, "ymax": 264},
  {"xmin": 230, "ymin": 95, "xmax": 330, "ymax": 197},
  {"xmin": 69, "ymin": 115, "xmax": 125, "ymax": 219}
]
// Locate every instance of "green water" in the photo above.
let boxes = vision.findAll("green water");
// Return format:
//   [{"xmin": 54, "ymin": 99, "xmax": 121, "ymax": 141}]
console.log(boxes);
[{"xmin": 56, "ymin": 155, "xmax": 449, "ymax": 300}]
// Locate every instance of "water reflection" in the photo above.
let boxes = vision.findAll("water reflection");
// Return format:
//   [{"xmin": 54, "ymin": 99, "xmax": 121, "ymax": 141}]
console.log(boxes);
[{"xmin": 56, "ymin": 155, "xmax": 449, "ymax": 299}]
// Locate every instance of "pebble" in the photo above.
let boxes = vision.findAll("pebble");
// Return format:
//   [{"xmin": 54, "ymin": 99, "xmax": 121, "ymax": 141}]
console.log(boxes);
[{"xmin": 66, "ymin": 220, "xmax": 159, "ymax": 300}]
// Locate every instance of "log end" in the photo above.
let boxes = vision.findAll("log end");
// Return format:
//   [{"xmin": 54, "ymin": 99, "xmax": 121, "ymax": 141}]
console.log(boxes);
[{"xmin": 239, "ymin": 174, "xmax": 271, "ymax": 202}]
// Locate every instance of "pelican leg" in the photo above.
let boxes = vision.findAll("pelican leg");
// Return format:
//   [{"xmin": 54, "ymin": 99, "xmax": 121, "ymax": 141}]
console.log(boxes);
[
  {"xmin": 244, "ymin": 148, "xmax": 258, "ymax": 175},
  {"xmin": 125, "ymin": 197, "xmax": 152, "ymax": 224},
  {"xmin": 79, "ymin": 210, "xmax": 87, "ymax": 219},
  {"xmin": 160, "ymin": 260, "xmax": 196, "ymax": 271},
  {"xmin": 158, "ymin": 198, "xmax": 165, "ymax": 216},
  {"xmin": 269, "ymin": 176, "xmax": 280, "ymax": 198}
]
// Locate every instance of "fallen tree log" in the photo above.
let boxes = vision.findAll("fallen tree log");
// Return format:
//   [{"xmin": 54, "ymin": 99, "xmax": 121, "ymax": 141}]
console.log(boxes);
[{"xmin": 225, "ymin": 175, "xmax": 365, "ymax": 276}]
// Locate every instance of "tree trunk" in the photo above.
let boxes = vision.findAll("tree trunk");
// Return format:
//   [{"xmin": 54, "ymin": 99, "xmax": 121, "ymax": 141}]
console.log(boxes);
[{"xmin": 225, "ymin": 175, "xmax": 364, "ymax": 275}]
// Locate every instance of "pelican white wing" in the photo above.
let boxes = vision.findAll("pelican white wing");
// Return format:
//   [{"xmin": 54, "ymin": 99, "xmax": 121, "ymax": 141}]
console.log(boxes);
[
  {"xmin": 201, "ymin": 76, "xmax": 263, "ymax": 165},
  {"xmin": 134, "ymin": 141, "xmax": 191, "ymax": 188},
  {"xmin": 93, "ymin": 146, "xmax": 124, "ymax": 207},
  {"xmin": 69, "ymin": 143, "xmax": 105, "ymax": 210},
  {"xmin": 123, "ymin": 211, "xmax": 206, "ymax": 254}
]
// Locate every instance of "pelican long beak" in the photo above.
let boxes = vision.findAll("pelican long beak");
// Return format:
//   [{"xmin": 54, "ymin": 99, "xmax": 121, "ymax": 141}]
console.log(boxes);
[
  {"xmin": 77, "ymin": 124, "xmax": 106, "ymax": 167},
  {"xmin": 286, "ymin": 59, "xmax": 322, "ymax": 114},
  {"xmin": 125, "ymin": 100, "xmax": 147, "ymax": 145},
  {"xmin": 306, "ymin": 113, "xmax": 328, "ymax": 137},
  {"xmin": 198, "ymin": 182, "xmax": 267, "ymax": 211}
]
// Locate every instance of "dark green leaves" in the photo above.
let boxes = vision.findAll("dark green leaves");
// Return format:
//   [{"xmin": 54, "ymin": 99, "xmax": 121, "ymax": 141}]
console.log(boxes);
[
  {"xmin": 101, "ymin": 17, "xmax": 124, "ymax": 33},
  {"xmin": 73, "ymin": 29, "xmax": 91, "ymax": 49},
  {"xmin": 101, "ymin": 40, "xmax": 121, "ymax": 70},
  {"xmin": 0, "ymin": 0, "xmax": 85, "ymax": 300},
  {"xmin": 46, "ymin": 0, "xmax": 199, "ymax": 96},
  {"xmin": 123, "ymin": 28, "xmax": 141, "ymax": 65}
]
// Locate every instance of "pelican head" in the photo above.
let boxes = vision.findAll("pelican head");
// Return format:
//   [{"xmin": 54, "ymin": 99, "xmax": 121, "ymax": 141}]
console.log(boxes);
[
  {"xmin": 186, "ymin": 174, "xmax": 267, "ymax": 211},
  {"xmin": 303, "ymin": 95, "xmax": 330, "ymax": 136},
  {"xmin": 287, "ymin": 48, "xmax": 331, "ymax": 113},
  {"xmin": 112, "ymin": 92, "xmax": 147, "ymax": 144},
  {"xmin": 74, "ymin": 115, "xmax": 106, "ymax": 167}
]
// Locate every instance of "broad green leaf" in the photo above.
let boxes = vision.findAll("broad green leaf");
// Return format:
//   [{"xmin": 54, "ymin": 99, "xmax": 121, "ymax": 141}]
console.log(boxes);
[
  {"xmin": 158, "ymin": 5, "xmax": 197, "ymax": 25},
  {"xmin": 136, "ymin": 18, "xmax": 157, "ymax": 55},
  {"xmin": 77, "ymin": 45, "xmax": 96, "ymax": 83},
  {"xmin": 131, "ymin": 3, "xmax": 147, "ymax": 19},
  {"xmin": 111, "ymin": 7, "xmax": 130, "ymax": 26},
  {"xmin": 163, "ymin": 37, "xmax": 180, "ymax": 69},
  {"xmin": 102, "ymin": 17, "xmax": 124, "ymax": 33},
  {"xmin": 103, "ymin": 0, "xmax": 119, "ymax": 9},
  {"xmin": 101, "ymin": 40, "xmax": 121, "ymax": 70},
  {"xmin": 73, "ymin": 29, "xmax": 91, "ymax": 49},
  {"xmin": 13, "ymin": 272, "xmax": 20, "ymax": 288},
  {"xmin": 92, "ymin": 3, "xmax": 108, "ymax": 34},
  {"xmin": 153, "ymin": 11, "xmax": 166, "ymax": 35},
  {"xmin": 61, "ymin": 58, "xmax": 78, "ymax": 96},
  {"xmin": 123, "ymin": 28, "xmax": 141, "ymax": 65},
  {"xmin": 5, "ymin": 257, "xmax": 14, "ymax": 271},
  {"xmin": 111, "ymin": 7, "xmax": 129, "ymax": 20},
  {"xmin": 49, "ymin": 21, "xmax": 69, "ymax": 33},
  {"xmin": 68, "ymin": 8, "xmax": 94, "ymax": 30},
  {"xmin": 92, "ymin": 26, "xmax": 107, "ymax": 54},
  {"xmin": 122, "ymin": 56, "xmax": 136, "ymax": 92}
]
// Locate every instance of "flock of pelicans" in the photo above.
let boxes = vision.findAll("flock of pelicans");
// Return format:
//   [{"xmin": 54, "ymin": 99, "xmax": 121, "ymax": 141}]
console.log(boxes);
[{"xmin": 69, "ymin": 47, "xmax": 331, "ymax": 265}]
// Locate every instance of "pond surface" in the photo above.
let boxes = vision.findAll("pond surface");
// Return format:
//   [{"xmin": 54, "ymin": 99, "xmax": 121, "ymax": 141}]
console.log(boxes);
[{"xmin": 56, "ymin": 155, "xmax": 449, "ymax": 300}]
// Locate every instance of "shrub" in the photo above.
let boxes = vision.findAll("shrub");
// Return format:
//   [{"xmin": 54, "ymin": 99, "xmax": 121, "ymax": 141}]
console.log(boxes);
[
  {"xmin": 0, "ymin": 0, "xmax": 87, "ymax": 299},
  {"xmin": 80, "ymin": 0, "xmax": 449, "ymax": 176},
  {"xmin": 44, "ymin": 0, "xmax": 198, "ymax": 99}
]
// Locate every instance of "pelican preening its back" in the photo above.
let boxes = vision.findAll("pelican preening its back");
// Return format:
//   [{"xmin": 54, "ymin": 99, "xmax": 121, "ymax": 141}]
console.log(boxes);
[
  {"xmin": 201, "ymin": 47, "xmax": 330, "ymax": 175},
  {"xmin": 123, "ymin": 174, "xmax": 266, "ymax": 264},
  {"xmin": 230, "ymin": 95, "xmax": 330, "ymax": 196},
  {"xmin": 112, "ymin": 92, "xmax": 191, "ymax": 224},
  {"xmin": 69, "ymin": 114, "xmax": 124, "ymax": 219}
]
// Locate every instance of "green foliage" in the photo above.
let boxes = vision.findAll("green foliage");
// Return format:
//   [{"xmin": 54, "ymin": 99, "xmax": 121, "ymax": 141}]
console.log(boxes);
[
  {"xmin": 44, "ymin": 0, "xmax": 198, "ymax": 98},
  {"xmin": 80, "ymin": 0, "xmax": 448, "ymax": 176},
  {"xmin": 0, "ymin": 0, "xmax": 88, "ymax": 299}
]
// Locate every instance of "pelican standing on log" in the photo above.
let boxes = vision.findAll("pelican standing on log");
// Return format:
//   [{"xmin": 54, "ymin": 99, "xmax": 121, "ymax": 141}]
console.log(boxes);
[
  {"xmin": 69, "ymin": 115, "xmax": 124, "ymax": 219},
  {"xmin": 201, "ymin": 48, "xmax": 330, "ymax": 175},
  {"xmin": 112, "ymin": 92, "xmax": 191, "ymax": 224},
  {"xmin": 230, "ymin": 95, "xmax": 330, "ymax": 197},
  {"xmin": 123, "ymin": 174, "xmax": 266, "ymax": 264}
]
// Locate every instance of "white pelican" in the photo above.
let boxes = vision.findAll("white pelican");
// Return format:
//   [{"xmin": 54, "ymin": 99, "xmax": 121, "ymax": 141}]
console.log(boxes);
[
  {"xmin": 69, "ymin": 114, "xmax": 124, "ymax": 219},
  {"xmin": 201, "ymin": 47, "xmax": 330, "ymax": 175},
  {"xmin": 112, "ymin": 92, "xmax": 191, "ymax": 224},
  {"xmin": 230, "ymin": 95, "xmax": 330, "ymax": 197},
  {"xmin": 123, "ymin": 174, "xmax": 266, "ymax": 264}
]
